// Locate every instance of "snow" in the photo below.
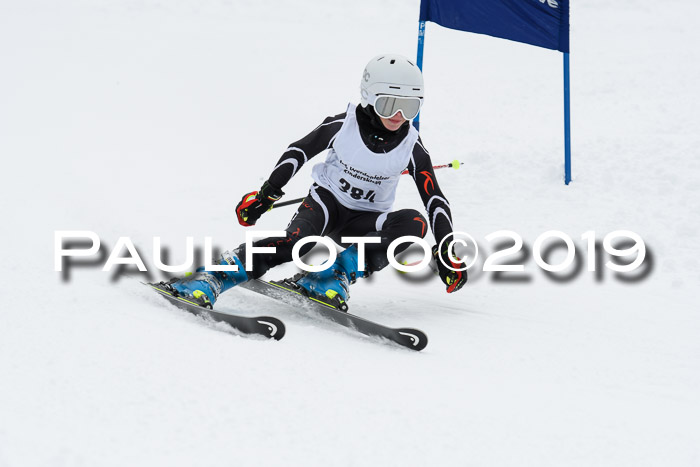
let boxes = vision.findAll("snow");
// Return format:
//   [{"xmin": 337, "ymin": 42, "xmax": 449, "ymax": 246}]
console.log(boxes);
[{"xmin": 1, "ymin": 0, "xmax": 699, "ymax": 465}]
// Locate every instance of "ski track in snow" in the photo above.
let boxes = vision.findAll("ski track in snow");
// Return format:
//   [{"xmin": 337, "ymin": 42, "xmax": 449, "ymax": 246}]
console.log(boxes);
[{"xmin": 1, "ymin": 0, "xmax": 699, "ymax": 466}]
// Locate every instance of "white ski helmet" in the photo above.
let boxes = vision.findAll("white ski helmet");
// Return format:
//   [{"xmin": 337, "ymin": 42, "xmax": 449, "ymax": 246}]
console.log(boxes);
[{"xmin": 360, "ymin": 54, "xmax": 424, "ymax": 109}]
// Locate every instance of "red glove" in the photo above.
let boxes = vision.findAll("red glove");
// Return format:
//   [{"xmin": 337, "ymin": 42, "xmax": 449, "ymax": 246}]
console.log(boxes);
[
  {"xmin": 432, "ymin": 241, "xmax": 467, "ymax": 293},
  {"xmin": 236, "ymin": 181, "xmax": 284, "ymax": 226}
]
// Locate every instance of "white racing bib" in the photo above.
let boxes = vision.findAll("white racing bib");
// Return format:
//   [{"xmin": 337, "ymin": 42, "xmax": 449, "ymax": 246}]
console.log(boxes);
[{"xmin": 312, "ymin": 103, "xmax": 418, "ymax": 212}]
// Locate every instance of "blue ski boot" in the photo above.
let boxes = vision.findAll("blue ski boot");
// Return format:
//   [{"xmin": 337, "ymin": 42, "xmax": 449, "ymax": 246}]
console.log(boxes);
[
  {"xmin": 162, "ymin": 251, "xmax": 248, "ymax": 309},
  {"xmin": 294, "ymin": 245, "xmax": 365, "ymax": 311}
]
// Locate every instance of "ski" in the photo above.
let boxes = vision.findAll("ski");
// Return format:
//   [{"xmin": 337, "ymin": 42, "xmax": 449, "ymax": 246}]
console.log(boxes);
[
  {"xmin": 147, "ymin": 282, "xmax": 285, "ymax": 340},
  {"xmin": 240, "ymin": 279, "xmax": 427, "ymax": 351}
]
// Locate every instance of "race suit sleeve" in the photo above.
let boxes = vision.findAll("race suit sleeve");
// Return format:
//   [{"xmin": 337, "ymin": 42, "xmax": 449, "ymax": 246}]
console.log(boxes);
[
  {"xmin": 406, "ymin": 136, "xmax": 454, "ymax": 244},
  {"xmin": 267, "ymin": 112, "xmax": 346, "ymax": 189}
]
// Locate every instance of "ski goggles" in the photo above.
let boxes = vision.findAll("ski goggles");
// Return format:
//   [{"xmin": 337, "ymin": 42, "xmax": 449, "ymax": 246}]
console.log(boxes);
[{"xmin": 371, "ymin": 95, "xmax": 423, "ymax": 120}]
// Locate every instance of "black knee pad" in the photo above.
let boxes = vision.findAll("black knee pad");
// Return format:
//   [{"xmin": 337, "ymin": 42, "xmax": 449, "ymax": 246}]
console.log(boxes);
[{"xmin": 386, "ymin": 209, "xmax": 428, "ymax": 238}]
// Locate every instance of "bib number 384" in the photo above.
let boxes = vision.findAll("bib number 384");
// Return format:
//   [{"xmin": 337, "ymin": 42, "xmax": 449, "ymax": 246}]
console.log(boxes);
[{"xmin": 338, "ymin": 178, "xmax": 376, "ymax": 202}]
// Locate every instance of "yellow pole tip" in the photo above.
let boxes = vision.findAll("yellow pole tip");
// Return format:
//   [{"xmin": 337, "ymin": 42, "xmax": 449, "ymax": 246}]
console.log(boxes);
[{"xmin": 397, "ymin": 261, "xmax": 408, "ymax": 274}]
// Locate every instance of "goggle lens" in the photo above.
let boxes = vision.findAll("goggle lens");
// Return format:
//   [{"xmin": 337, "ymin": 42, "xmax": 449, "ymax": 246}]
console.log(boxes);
[{"xmin": 373, "ymin": 95, "xmax": 422, "ymax": 120}]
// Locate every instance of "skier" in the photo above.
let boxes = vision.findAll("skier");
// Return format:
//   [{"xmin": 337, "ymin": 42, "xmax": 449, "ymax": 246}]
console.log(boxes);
[{"xmin": 162, "ymin": 53, "xmax": 467, "ymax": 310}]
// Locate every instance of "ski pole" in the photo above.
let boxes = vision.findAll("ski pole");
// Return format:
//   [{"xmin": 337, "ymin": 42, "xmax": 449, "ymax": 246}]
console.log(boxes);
[
  {"xmin": 401, "ymin": 159, "xmax": 461, "ymax": 175},
  {"xmin": 272, "ymin": 159, "xmax": 463, "ymax": 209}
]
